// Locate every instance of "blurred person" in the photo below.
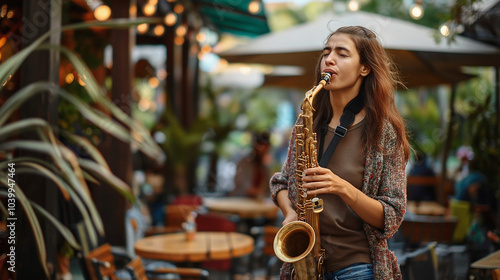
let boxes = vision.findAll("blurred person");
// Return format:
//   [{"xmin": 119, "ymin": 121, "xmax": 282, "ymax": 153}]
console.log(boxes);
[
  {"xmin": 230, "ymin": 132, "xmax": 271, "ymax": 199},
  {"xmin": 407, "ymin": 151, "xmax": 436, "ymax": 201},
  {"xmin": 455, "ymin": 158, "xmax": 496, "ymax": 246},
  {"xmin": 270, "ymin": 26, "xmax": 410, "ymax": 280}
]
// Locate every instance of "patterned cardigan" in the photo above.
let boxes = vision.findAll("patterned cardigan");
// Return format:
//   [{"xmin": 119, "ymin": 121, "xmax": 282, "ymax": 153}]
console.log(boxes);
[{"xmin": 269, "ymin": 120, "xmax": 407, "ymax": 280}]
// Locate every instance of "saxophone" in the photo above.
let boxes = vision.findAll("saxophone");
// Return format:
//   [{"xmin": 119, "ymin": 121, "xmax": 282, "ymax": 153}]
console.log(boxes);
[{"xmin": 274, "ymin": 72, "xmax": 332, "ymax": 280}]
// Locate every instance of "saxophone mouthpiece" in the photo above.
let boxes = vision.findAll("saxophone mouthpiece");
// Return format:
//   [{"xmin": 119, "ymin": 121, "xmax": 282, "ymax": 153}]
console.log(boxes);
[
  {"xmin": 310, "ymin": 72, "xmax": 333, "ymax": 99},
  {"xmin": 320, "ymin": 72, "xmax": 332, "ymax": 84}
]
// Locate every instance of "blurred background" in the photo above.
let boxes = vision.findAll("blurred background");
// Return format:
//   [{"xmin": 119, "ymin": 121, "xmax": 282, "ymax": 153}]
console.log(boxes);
[{"xmin": 1, "ymin": 0, "xmax": 499, "ymax": 279}]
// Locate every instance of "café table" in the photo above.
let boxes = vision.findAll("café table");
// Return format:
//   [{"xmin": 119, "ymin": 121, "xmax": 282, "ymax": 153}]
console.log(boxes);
[
  {"xmin": 469, "ymin": 249, "xmax": 500, "ymax": 279},
  {"xmin": 203, "ymin": 197, "xmax": 279, "ymax": 219},
  {"xmin": 407, "ymin": 200, "xmax": 447, "ymax": 216},
  {"xmin": 134, "ymin": 231, "xmax": 254, "ymax": 263},
  {"xmin": 471, "ymin": 250, "xmax": 500, "ymax": 270}
]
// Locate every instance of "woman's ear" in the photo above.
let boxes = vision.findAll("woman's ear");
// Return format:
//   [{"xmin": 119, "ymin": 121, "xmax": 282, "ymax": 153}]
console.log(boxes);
[{"xmin": 360, "ymin": 64, "xmax": 371, "ymax": 77}]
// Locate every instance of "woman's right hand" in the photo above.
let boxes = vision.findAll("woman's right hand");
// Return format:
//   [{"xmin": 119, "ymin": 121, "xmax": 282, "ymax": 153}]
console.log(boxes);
[{"xmin": 282, "ymin": 211, "xmax": 298, "ymax": 226}]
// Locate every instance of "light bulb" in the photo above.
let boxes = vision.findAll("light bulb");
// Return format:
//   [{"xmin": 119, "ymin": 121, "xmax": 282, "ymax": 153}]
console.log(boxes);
[
  {"xmin": 164, "ymin": 13, "xmax": 177, "ymax": 26},
  {"xmin": 347, "ymin": 0, "xmax": 359, "ymax": 11},
  {"xmin": 248, "ymin": 1, "xmax": 261, "ymax": 14},
  {"xmin": 409, "ymin": 1, "xmax": 424, "ymax": 20},
  {"xmin": 154, "ymin": 25, "xmax": 165, "ymax": 36},
  {"xmin": 137, "ymin": 23, "xmax": 149, "ymax": 34},
  {"xmin": 440, "ymin": 24, "xmax": 450, "ymax": 37},
  {"xmin": 142, "ymin": 3, "xmax": 156, "ymax": 16},
  {"xmin": 94, "ymin": 5, "xmax": 111, "ymax": 21}
]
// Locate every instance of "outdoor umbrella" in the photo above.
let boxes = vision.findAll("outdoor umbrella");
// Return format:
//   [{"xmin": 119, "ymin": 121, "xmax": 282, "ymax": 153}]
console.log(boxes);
[{"xmin": 217, "ymin": 11, "xmax": 500, "ymax": 89}]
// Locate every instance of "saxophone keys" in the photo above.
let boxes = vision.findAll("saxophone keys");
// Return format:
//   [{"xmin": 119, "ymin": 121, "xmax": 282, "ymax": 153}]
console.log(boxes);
[
  {"xmin": 312, "ymin": 197, "xmax": 324, "ymax": 213},
  {"xmin": 300, "ymin": 189, "xmax": 308, "ymax": 198}
]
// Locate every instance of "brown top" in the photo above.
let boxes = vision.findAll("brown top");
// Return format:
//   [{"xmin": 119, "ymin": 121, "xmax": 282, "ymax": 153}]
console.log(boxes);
[{"xmin": 319, "ymin": 117, "xmax": 371, "ymax": 273}]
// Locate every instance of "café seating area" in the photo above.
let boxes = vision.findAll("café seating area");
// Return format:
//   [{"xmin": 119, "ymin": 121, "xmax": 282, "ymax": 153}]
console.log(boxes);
[
  {"xmin": 62, "ymin": 172, "xmax": 499, "ymax": 280},
  {"xmin": 66, "ymin": 194, "xmax": 283, "ymax": 280},
  {"xmin": 389, "ymin": 175, "xmax": 499, "ymax": 280}
]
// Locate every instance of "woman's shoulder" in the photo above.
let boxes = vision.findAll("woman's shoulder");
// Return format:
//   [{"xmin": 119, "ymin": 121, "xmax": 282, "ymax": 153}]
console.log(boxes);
[{"xmin": 379, "ymin": 120, "xmax": 398, "ymax": 144}]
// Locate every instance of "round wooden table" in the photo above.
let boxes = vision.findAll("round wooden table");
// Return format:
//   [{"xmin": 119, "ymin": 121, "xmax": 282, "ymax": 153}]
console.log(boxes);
[
  {"xmin": 203, "ymin": 197, "xmax": 279, "ymax": 219},
  {"xmin": 134, "ymin": 231, "xmax": 254, "ymax": 262}
]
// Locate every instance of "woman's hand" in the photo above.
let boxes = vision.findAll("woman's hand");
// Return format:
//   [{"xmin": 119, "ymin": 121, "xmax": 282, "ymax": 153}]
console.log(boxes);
[
  {"xmin": 301, "ymin": 167, "xmax": 348, "ymax": 196},
  {"xmin": 303, "ymin": 167, "xmax": 385, "ymax": 229},
  {"xmin": 282, "ymin": 211, "xmax": 298, "ymax": 226}
]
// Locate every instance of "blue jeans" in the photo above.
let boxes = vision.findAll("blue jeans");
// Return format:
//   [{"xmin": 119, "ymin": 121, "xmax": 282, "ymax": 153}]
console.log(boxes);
[{"xmin": 324, "ymin": 263, "xmax": 374, "ymax": 280}]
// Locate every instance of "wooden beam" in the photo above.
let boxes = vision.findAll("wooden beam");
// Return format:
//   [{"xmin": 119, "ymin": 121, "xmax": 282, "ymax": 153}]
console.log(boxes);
[
  {"xmin": 93, "ymin": 0, "xmax": 135, "ymax": 246},
  {"xmin": 18, "ymin": 0, "xmax": 61, "ymax": 277}
]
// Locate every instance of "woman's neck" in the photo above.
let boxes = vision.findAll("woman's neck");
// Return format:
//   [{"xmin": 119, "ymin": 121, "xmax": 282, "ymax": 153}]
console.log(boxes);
[{"xmin": 328, "ymin": 87, "xmax": 365, "ymax": 127}]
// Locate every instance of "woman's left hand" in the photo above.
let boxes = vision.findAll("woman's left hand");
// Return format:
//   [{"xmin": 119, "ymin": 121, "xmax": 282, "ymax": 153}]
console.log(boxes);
[{"xmin": 301, "ymin": 167, "xmax": 348, "ymax": 196}]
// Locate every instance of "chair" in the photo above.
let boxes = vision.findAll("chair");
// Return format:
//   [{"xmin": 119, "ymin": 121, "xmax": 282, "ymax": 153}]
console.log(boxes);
[
  {"xmin": 400, "ymin": 242, "xmax": 438, "ymax": 280},
  {"xmin": 84, "ymin": 243, "xmax": 119, "ymax": 280},
  {"xmin": 86, "ymin": 243, "xmax": 209, "ymax": 280},
  {"xmin": 125, "ymin": 256, "xmax": 209, "ymax": 280},
  {"xmin": 145, "ymin": 204, "xmax": 198, "ymax": 236},
  {"xmin": 262, "ymin": 226, "xmax": 281, "ymax": 279},
  {"xmin": 400, "ymin": 215, "xmax": 462, "ymax": 279},
  {"xmin": 171, "ymin": 195, "xmax": 203, "ymax": 206},
  {"xmin": 406, "ymin": 176, "xmax": 453, "ymax": 206},
  {"xmin": 493, "ymin": 268, "xmax": 500, "ymax": 280},
  {"xmin": 400, "ymin": 215, "xmax": 457, "ymax": 250}
]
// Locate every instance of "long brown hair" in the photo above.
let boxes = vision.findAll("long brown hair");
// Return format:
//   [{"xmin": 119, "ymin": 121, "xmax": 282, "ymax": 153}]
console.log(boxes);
[{"xmin": 312, "ymin": 26, "xmax": 410, "ymax": 161}]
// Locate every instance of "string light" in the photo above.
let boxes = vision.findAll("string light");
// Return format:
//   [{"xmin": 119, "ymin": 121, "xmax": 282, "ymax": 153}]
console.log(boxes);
[
  {"xmin": 248, "ymin": 0, "xmax": 261, "ymax": 14},
  {"xmin": 440, "ymin": 23, "xmax": 450, "ymax": 37},
  {"xmin": 137, "ymin": 23, "xmax": 149, "ymax": 34},
  {"xmin": 153, "ymin": 24, "xmax": 165, "ymax": 36},
  {"xmin": 1, "ymin": 5, "xmax": 7, "ymax": 17},
  {"xmin": 94, "ymin": 5, "xmax": 111, "ymax": 21},
  {"xmin": 409, "ymin": 0, "xmax": 424, "ymax": 20},
  {"xmin": 347, "ymin": 0, "xmax": 359, "ymax": 11},
  {"xmin": 173, "ymin": 4, "xmax": 184, "ymax": 14},
  {"xmin": 196, "ymin": 31, "xmax": 207, "ymax": 43},
  {"xmin": 200, "ymin": 45, "xmax": 212, "ymax": 54},
  {"xmin": 65, "ymin": 73, "xmax": 75, "ymax": 84},
  {"xmin": 164, "ymin": 12, "xmax": 177, "ymax": 26},
  {"xmin": 142, "ymin": 3, "xmax": 156, "ymax": 16},
  {"xmin": 174, "ymin": 36, "xmax": 185, "ymax": 45},
  {"xmin": 176, "ymin": 25, "xmax": 187, "ymax": 37}
]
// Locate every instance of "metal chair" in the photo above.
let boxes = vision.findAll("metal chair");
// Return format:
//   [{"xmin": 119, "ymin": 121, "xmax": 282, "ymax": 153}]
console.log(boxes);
[
  {"xmin": 399, "ymin": 242, "xmax": 438, "ymax": 280},
  {"xmin": 86, "ymin": 243, "xmax": 209, "ymax": 280},
  {"xmin": 125, "ymin": 256, "xmax": 209, "ymax": 280}
]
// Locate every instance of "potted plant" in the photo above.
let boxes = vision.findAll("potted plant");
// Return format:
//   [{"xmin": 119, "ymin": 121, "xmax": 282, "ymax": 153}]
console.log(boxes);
[{"xmin": 0, "ymin": 18, "xmax": 162, "ymax": 278}]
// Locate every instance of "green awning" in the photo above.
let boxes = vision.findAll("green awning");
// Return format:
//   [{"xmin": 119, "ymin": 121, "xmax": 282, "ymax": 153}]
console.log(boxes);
[{"xmin": 194, "ymin": 0, "xmax": 270, "ymax": 37}]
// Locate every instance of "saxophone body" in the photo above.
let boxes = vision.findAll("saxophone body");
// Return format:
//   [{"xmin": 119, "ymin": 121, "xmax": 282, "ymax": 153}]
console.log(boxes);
[{"xmin": 274, "ymin": 73, "xmax": 332, "ymax": 280}]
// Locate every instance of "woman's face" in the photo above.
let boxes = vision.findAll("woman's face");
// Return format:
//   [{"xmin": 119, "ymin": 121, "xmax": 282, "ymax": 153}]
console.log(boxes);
[{"xmin": 320, "ymin": 33, "xmax": 370, "ymax": 93}]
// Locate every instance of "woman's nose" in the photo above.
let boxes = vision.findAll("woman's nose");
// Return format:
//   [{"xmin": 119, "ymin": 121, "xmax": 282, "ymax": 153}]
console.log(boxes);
[{"xmin": 325, "ymin": 54, "xmax": 335, "ymax": 66}]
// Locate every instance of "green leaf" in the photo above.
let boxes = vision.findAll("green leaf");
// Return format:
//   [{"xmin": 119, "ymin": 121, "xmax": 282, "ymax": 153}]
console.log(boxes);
[
  {"xmin": 78, "ymin": 158, "xmax": 136, "ymax": 204},
  {"xmin": 26, "ymin": 198, "xmax": 81, "ymax": 251},
  {"xmin": 0, "ymin": 176, "xmax": 49, "ymax": 278}
]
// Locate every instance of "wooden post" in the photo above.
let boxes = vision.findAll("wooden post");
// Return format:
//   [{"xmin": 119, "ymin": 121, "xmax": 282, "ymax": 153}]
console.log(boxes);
[
  {"xmin": 93, "ymin": 0, "xmax": 136, "ymax": 246},
  {"xmin": 18, "ymin": 0, "xmax": 61, "ymax": 277},
  {"xmin": 440, "ymin": 84, "xmax": 457, "ymax": 206}
]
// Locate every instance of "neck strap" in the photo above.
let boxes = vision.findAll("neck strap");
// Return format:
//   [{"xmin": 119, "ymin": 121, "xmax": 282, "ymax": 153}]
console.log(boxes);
[{"xmin": 318, "ymin": 91, "xmax": 365, "ymax": 167}]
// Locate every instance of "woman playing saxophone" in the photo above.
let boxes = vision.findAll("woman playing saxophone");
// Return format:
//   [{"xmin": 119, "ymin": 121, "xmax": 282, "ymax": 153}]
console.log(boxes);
[{"xmin": 270, "ymin": 26, "xmax": 410, "ymax": 280}]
